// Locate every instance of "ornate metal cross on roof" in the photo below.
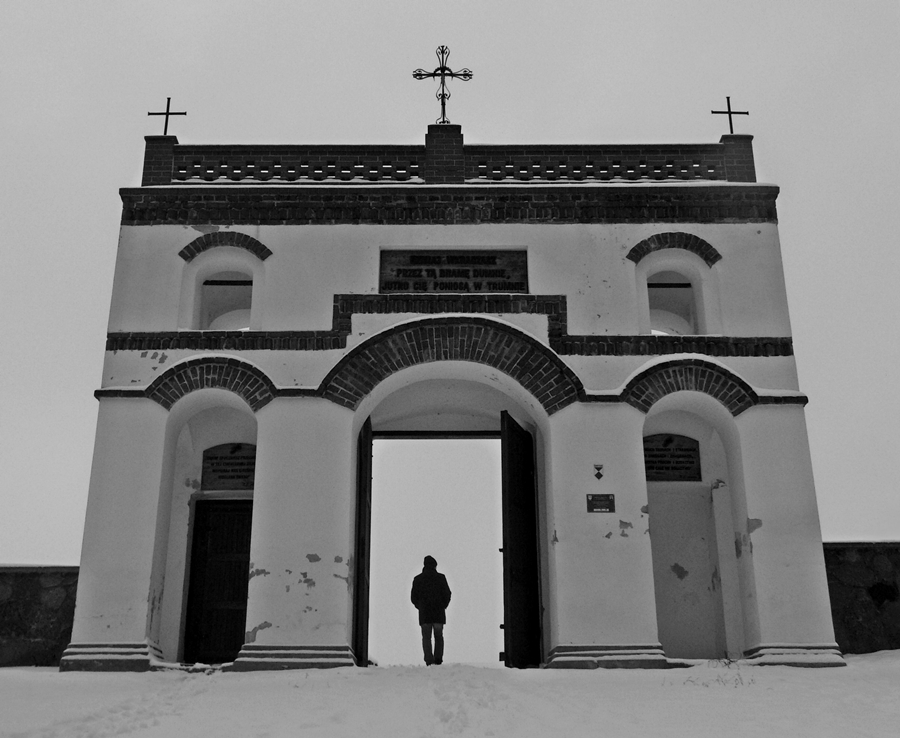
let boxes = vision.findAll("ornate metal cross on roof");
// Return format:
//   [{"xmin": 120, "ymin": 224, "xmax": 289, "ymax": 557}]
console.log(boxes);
[
  {"xmin": 711, "ymin": 96, "xmax": 749, "ymax": 134},
  {"xmin": 413, "ymin": 46, "xmax": 473, "ymax": 125},
  {"xmin": 148, "ymin": 97, "xmax": 187, "ymax": 136}
]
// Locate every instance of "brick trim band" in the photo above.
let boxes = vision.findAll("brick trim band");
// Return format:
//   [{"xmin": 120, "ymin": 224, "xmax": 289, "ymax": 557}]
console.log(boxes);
[
  {"xmin": 626, "ymin": 232, "xmax": 723, "ymax": 267},
  {"xmin": 619, "ymin": 358, "xmax": 806, "ymax": 416},
  {"xmin": 145, "ymin": 357, "xmax": 277, "ymax": 411},
  {"xmin": 121, "ymin": 185, "xmax": 778, "ymax": 226},
  {"xmin": 178, "ymin": 231, "xmax": 273, "ymax": 262},
  {"xmin": 105, "ymin": 293, "xmax": 793, "ymax": 358},
  {"xmin": 320, "ymin": 317, "xmax": 584, "ymax": 415}
]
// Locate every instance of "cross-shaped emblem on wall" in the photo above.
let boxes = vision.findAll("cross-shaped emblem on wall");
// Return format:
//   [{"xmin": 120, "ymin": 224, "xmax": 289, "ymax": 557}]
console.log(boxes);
[{"xmin": 413, "ymin": 46, "xmax": 473, "ymax": 125}]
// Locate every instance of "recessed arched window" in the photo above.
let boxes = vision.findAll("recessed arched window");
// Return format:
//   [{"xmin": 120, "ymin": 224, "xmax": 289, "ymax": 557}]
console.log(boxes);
[
  {"xmin": 178, "ymin": 247, "xmax": 265, "ymax": 331},
  {"xmin": 631, "ymin": 243, "xmax": 722, "ymax": 336},
  {"xmin": 201, "ymin": 271, "xmax": 253, "ymax": 330},
  {"xmin": 647, "ymin": 270, "xmax": 697, "ymax": 335}
]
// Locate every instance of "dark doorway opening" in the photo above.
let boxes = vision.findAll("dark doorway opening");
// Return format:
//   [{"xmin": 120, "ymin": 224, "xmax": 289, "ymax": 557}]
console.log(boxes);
[
  {"xmin": 184, "ymin": 499, "xmax": 253, "ymax": 664},
  {"xmin": 353, "ymin": 411, "xmax": 542, "ymax": 668}
]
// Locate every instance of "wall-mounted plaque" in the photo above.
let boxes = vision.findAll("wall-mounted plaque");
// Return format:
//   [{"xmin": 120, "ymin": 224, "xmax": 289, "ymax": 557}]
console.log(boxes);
[
  {"xmin": 201, "ymin": 443, "xmax": 257, "ymax": 491},
  {"xmin": 380, "ymin": 250, "xmax": 527, "ymax": 293},
  {"xmin": 643, "ymin": 434, "xmax": 701, "ymax": 482},
  {"xmin": 587, "ymin": 494, "xmax": 615, "ymax": 513}
]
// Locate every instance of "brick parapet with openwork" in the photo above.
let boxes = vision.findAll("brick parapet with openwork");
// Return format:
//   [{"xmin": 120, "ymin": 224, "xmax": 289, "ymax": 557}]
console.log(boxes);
[{"xmin": 141, "ymin": 134, "xmax": 756, "ymax": 186}]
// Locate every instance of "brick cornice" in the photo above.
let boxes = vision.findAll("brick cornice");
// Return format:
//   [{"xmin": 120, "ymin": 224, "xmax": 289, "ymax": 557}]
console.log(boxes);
[{"xmin": 119, "ymin": 185, "xmax": 778, "ymax": 226}]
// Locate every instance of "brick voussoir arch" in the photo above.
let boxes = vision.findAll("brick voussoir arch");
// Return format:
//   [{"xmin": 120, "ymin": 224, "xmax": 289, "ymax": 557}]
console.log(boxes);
[
  {"xmin": 146, "ymin": 356, "xmax": 277, "ymax": 411},
  {"xmin": 626, "ymin": 232, "xmax": 722, "ymax": 267},
  {"xmin": 178, "ymin": 231, "xmax": 273, "ymax": 262},
  {"xmin": 621, "ymin": 358, "xmax": 758, "ymax": 416},
  {"xmin": 320, "ymin": 317, "xmax": 584, "ymax": 415}
]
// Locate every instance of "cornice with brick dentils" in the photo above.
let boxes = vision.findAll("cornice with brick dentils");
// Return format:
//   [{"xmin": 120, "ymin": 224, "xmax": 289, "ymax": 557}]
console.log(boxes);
[{"xmin": 119, "ymin": 185, "xmax": 778, "ymax": 226}]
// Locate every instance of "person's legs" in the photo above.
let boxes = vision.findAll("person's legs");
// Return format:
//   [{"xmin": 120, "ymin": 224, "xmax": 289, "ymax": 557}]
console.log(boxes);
[
  {"xmin": 420, "ymin": 623, "xmax": 434, "ymax": 665},
  {"xmin": 433, "ymin": 623, "xmax": 444, "ymax": 665}
]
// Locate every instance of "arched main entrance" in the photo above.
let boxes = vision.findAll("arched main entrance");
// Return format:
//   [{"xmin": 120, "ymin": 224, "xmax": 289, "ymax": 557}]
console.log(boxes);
[{"xmin": 350, "ymin": 371, "xmax": 546, "ymax": 668}]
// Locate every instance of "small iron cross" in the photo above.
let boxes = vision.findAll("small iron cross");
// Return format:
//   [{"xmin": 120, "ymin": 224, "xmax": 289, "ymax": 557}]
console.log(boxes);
[
  {"xmin": 711, "ymin": 96, "xmax": 749, "ymax": 134},
  {"xmin": 148, "ymin": 97, "xmax": 187, "ymax": 136},
  {"xmin": 413, "ymin": 46, "xmax": 473, "ymax": 125}
]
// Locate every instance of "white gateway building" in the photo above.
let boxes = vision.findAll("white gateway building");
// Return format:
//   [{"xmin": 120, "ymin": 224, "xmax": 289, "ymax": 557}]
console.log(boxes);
[{"xmin": 61, "ymin": 123, "xmax": 842, "ymax": 670}]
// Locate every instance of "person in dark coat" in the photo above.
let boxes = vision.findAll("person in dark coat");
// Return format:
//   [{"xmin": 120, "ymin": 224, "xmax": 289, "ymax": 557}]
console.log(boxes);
[{"xmin": 410, "ymin": 555, "xmax": 452, "ymax": 665}]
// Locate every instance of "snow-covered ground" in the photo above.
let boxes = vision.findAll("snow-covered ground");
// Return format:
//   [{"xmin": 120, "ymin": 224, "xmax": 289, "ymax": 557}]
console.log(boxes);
[{"xmin": 2, "ymin": 653, "xmax": 898, "ymax": 738}]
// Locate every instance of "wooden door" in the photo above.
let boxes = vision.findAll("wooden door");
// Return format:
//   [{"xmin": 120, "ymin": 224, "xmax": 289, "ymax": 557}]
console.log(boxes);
[
  {"xmin": 500, "ymin": 411, "xmax": 542, "ymax": 668},
  {"xmin": 183, "ymin": 499, "xmax": 252, "ymax": 664},
  {"xmin": 352, "ymin": 418, "xmax": 374, "ymax": 666}
]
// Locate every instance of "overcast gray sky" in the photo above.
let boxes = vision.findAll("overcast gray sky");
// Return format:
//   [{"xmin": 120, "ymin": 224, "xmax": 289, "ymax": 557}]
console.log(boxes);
[{"xmin": 2, "ymin": 0, "xmax": 898, "ymax": 570}]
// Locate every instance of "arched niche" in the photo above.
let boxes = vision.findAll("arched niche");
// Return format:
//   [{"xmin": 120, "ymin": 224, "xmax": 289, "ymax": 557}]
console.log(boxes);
[
  {"xmin": 149, "ymin": 388, "xmax": 259, "ymax": 663},
  {"xmin": 642, "ymin": 390, "xmax": 758, "ymax": 660}
]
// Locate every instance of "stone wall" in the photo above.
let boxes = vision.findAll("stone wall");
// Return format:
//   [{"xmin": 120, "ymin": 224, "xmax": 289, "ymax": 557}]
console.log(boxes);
[
  {"xmin": 824, "ymin": 543, "xmax": 900, "ymax": 654},
  {"xmin": 0, "ymin": 566, "xmax": 78, "ymax": 666}
]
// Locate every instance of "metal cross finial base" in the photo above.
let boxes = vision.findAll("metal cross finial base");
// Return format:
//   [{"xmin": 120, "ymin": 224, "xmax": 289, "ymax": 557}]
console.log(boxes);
[
  {"xmin": 711, "ymin": 96, "xmax": 749, "ymax": 135},
  {"xmin": 413, "ymin": 46, "xmax": 473, "ymax": 125}
]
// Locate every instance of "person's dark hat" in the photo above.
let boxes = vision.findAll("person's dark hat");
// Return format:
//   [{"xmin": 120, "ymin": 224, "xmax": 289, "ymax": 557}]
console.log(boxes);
[{"xmin": 423, "ymin": 555, "xmax": 437, "ymax": 568}]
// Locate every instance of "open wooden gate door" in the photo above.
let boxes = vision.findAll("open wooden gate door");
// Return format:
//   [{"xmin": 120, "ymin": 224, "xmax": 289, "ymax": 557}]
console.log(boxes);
[
  {"xmin": 500, "ymin": 411, "xmax": 542, "ymax": 668},
  {"xmin": 184, "ymin": 499, "xmax": 253, "ymax": 664},
  {"xmin": 352, "ymin": 417, "xmax": 373, "ymax": 666}
]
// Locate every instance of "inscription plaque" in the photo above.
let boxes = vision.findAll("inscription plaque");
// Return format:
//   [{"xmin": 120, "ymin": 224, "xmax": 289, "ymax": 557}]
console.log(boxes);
[
  {"xmin": 643, "ymin": 434, "xmax": 701, "ymax": 482},
  {"xmin": 587, "ymin": 494, "xmax": 615, "ymax": 513},
  {"xmin": 380, "ymin": 250, "xmax": 527, "ymax": 293},
  {"xmin": 201, "ymin": 443, "xmax": 257, "ymax": 491}
]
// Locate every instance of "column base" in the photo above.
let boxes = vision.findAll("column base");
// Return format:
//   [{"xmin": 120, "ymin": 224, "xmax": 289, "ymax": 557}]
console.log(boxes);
[
  {"xmin": 227, "ymin": 644, "xmax": 356, "ymax": 671},
  {"xmin": 59, "ymin": 641, "xmax": 162, "ymax": 672},
  {"xmin": 545, "ymin": 644, "xmax": 670, "ymax": 669},
  {"xmin": 742, "ymin": 643, "xmax": 845, "ymax": 667}
]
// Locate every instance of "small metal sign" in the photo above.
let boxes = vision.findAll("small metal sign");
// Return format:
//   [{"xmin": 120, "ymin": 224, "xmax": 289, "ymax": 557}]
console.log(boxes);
[
  {"xmin": 587, "ymin": 494, "xmax": 615, "ymax": 513},
  {"xmin": 380, "ymin": 250, "xmax": 527, "ymax": 293}
]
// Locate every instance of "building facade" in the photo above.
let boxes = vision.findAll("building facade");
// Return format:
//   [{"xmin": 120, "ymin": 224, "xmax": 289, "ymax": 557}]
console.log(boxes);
[{"xmin": 61, "ymin": 125, "xmax": 843, "ymax": 670}]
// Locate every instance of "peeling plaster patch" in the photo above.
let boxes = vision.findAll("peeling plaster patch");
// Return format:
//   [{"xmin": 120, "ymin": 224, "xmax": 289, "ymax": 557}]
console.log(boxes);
[
  {"xmin": 249, "ymin": 568, "xmax": 271, "ymax": 579},
  {"xmin": 285, "ymin": 585, "xmax": 291, "ymax": 593},
  {"xmin": 334, "ymin": 556, "xmax": 343, "ymax": 564},
  {"xmin": 604, "ymin": 531, "xmax": 613, "ymax": 539},
  {"xmin": 747, "ymin": 518, "xmax": 763, "ymax": 535},
  {"xmin": 619, "ymin": 520, "xmax": 633, "ymax": 537},
  {"xmin": 245, "ymin": 621, "xmax": 272, "ymax": 643},
  {"xmin": 285, "ymin": 569, "xmax": 292, "ymax": 575},
  {"xmin": 151, "ymin": 352, "xmax": 158, "ymax": 360},
  {"xmin": 159, "ymin": 353, "xmax": 168, "ymax": 365},
  {"xmin": 302, "ymin": 606, "xmax": 313, "ymax": 613},
  {"xmin": 640, "ymin": 505, "xmax": 649, "ymax": 515},
  {"xmin": 306, "ymin": 554, "xmax": 321, "ymax": 563},
  {"xmin": 671, "ymin": 563, "xmax": 689, "ymax": 580},
  {"xmin": 141, "ymin": 352, "xmax": 148, "ymax": 358},
  {"xmin": 301, "ymin": 577, "xmax": 315, "ymax": 589},
  {"xmin": 191, "ymin": 225, "xmax": 220, "ymax": 234}
]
